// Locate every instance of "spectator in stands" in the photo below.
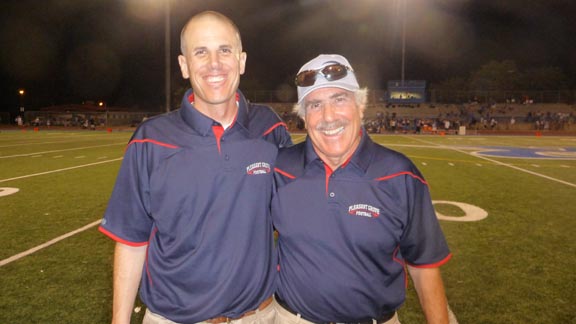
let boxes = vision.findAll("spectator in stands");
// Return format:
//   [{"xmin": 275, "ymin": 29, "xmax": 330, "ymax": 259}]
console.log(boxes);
[
  {"xmin": 490, "ymin": 118, "xmax": 498, "ymax": 129},
  {"xmin": 99, "ymin": 11, "xmax": 291, "ymax": 324},
  {"xmin": 508, "ymin": 116, "xmax": 516, "ymax": 130},
  {"xmin": 272, "ymin": 54, "xmax": 454, "ymax": 324}
]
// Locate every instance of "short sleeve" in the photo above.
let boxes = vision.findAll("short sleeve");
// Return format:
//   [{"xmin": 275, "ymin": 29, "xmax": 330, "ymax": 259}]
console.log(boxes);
[{"xmin": 99, "ymin": 141, "xmax": 153, "ymax": 245}]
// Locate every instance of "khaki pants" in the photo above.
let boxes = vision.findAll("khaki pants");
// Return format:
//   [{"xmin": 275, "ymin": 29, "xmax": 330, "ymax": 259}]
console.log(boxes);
[
  {"xmin": 143, "ymin": 301, "xmax": 276, "ymax": 324},
  {"xmin": 272, "ymin": 299, "xmax": 400, "ymax": 324}
]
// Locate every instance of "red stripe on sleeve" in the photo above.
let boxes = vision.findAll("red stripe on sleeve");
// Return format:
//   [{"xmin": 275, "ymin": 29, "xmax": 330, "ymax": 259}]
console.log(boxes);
[
  {"xmin": 98, "ymin": 226, "xmax": 149, "ymax": 247},
  {"xmin": 263, "ymin": 122, "xmax": 288, "ymax": 136},
  {"xmin": 407, "ymin": 253, "xmax": 453, "ymax": 268},
  {"xmin": 145, "ymin": 227, "xmax": 158, "ymax": 286},
  {"xmin": 375, "ymin": 171, "xmax": 428, "ymax": 185},
  {"xmin": 127, "ymin": 139, "xmax": 179, "ymax": 150},
  {"xmin": 274, "ymin": 167, "xmax": 296, "ymax": 179},
  {"xmin": 392, "ymin": 245, "xmax": 409, "ymax": 288}
]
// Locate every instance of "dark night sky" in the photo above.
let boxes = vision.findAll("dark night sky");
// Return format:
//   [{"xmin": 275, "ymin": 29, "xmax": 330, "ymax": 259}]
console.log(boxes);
[{"xmin": 1, "ymin": 0, "xmax": 575, "ymax": 113}]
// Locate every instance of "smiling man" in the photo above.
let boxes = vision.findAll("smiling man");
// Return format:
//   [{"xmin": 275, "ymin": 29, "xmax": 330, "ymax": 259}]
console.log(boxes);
[
  {"xmin": 177, "ymin": 12, "xmax": 246, "ymax": 126},
  {"xmin": 99, "ymin": 11, "xmax": 291, "ymax": 324},
  {"xmin": 272, "ymin": 54, "xmax": 453, "ymax": 324}
]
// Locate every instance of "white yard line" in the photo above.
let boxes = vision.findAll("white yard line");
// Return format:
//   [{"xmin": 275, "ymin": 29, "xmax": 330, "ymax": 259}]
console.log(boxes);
[
  {"xmin": 0, "ymin": 133, "xmax": 125, "ymax": 148},
  {"xmin": 0, "ymin": 157, "xmax": 123, "ymax": 183},
  {"xmin": 0, "ymin": 220, "xmax": 101, "ymax": 267},
  {"xmin": 0, "ymin": 142, "xmax": 125, "ymax": 159},
  {"xmin": 0, "ymin": 157, "xmax": 124, "ymax": 266},
  {"xmin": 408, "ymin": 137, "xmax": 576, "ymax": 189}
]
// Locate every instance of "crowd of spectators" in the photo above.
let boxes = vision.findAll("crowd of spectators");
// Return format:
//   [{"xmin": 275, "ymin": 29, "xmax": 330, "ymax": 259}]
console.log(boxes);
[{"xmin": 360, "ymin": 102, "xmax": 575, "ymax": 134}]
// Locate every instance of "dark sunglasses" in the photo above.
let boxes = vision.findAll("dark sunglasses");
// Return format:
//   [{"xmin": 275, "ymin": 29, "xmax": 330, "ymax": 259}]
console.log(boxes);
[{"xmin": 295, "ymin": 63, "xmax": 353, "ymax": 87}]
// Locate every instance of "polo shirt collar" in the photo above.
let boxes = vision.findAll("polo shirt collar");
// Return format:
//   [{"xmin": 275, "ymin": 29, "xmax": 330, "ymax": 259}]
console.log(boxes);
[
  {"xmin": 303, "ymin": 127, "xmax": 374, "ymax": 175},
  {"xmin": 179, "ymin": 89, "xmax": 250, "ymax": 136}
]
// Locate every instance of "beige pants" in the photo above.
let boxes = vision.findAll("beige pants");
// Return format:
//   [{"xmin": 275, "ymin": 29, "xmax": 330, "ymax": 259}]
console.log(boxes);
[
  {"xmin": 272, "ymin": 299, "xmax": 400, "ymax": 324},
  {"xmin": 143, "ymin": 301, "xmax": 276, "ymax": 324}
]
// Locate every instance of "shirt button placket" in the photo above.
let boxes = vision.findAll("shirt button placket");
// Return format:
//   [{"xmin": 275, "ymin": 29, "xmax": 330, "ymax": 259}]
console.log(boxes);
[
  {"xmin": 329, "ymin": 172, "xmax": 336, "ymax": 199},
  {"xmin": 222, "ymin": 152, "xmax": 233, "ymax": 172}
]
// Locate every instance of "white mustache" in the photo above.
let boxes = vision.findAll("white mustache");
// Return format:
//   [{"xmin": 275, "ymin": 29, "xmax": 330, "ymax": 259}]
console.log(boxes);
[{"xmin": 315, "ymin": 120, "xmax": 347, "ymax": 132}]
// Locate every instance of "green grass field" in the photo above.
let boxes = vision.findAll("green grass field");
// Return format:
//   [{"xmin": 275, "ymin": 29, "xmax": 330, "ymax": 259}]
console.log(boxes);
[{"xmin": 1, "ymin": 130, "xmax": 575, "ymax": 323}]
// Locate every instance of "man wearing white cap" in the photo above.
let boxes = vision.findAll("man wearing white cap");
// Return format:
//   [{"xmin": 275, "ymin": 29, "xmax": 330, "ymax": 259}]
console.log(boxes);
[{"xmin": 271, "ymin": 54, "xmax": 453, "ymax": 324}]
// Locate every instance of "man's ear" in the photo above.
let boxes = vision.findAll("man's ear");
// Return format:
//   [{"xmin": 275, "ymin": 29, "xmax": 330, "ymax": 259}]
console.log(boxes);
[
  {"xmin": 239, "ymin": 52, "xmax": 247, "ymax": 75},
  {"xmin": 178, "ymin": 55, "xmax": 190, "ymax": 79}
]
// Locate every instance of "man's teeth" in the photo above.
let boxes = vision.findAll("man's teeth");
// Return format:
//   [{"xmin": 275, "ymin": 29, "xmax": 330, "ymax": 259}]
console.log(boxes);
[
  {"xmin": 207, "ymin": 76, "xmax": 224, "ymax": 82},
  {"xmin": 323, "ymin": 126, "xmax": 344, "ymax": 135}
]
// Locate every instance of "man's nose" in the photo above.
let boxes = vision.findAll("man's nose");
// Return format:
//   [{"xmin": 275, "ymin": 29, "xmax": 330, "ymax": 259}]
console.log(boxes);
[
  {"xmin": 208, "ymin": 52, "xmax": 221, "ymax": 68},
  {"xmin": 322, "ymin": 103, "xmax": 337, "ymax": 121}
]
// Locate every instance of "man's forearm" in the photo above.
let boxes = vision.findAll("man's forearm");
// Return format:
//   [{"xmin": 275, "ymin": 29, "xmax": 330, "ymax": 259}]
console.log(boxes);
[
  {"xmin": 111, "ymin": 242, "xmax": 147, "ymax": 324},
  {"xmin": 408, "ymin": 266, "xmax": 449, "ymax": 324}
]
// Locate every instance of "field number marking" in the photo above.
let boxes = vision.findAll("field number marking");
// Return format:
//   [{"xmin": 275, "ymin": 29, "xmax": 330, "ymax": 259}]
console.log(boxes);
[
  {"xmin": 409, "ymin": 137, "xmax": 576, "ymax": 189},
  {"xmin": 433, "ymin": 200, "xmax": 488, "ymax": 222},
  {"xmin": 0, "ymin": 187, "xmax": 19, "ymax": 197}
]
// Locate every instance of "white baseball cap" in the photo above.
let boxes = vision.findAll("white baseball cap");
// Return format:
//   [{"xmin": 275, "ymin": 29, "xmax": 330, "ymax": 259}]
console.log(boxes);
[{"xmin": 296, "ymin": 54, "xmax": 359, "ymax": 103}]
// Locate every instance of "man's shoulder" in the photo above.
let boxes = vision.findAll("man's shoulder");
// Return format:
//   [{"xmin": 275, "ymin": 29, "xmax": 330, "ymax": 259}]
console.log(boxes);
[
  {"xmin": 129, "ymin": 110, "xmax": 185, "ymax": 142},
  {"xmin": 244, "ymin": 103, "xmax": 290, "ymax": 142},
  {"xmin": 136, "ymin": 110, "xmax": 180, "ymax": 130},
  {"xmin": 367, "ymin": 141, "xmax": 419, "ymax": 174},
  {"xmin": 246, "ymin": 103, "xmax": 282, "ymax": 123},
  {"xmin": 275, "ymin": 143, "xmax": 306, "ymax": 177},
  {"xmin": 375, "ymin": 144, "xmax": 408, "ymax": 161},
  {"xmin": 278, "ymin": 142, "xmax": 305, "ymax": 159}
]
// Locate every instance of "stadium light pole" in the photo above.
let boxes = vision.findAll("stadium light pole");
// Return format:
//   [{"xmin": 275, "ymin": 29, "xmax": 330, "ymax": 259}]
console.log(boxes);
[
  {"xmin": 99, "ymin": 101, "xmax": 108, "ymax": 128},
  {"xmin": 18, "ymin": 89, "xmax": 25, "ymax": 112},
  {"xmin": 400, "ymin": 0, "xmax": 406, "ymax": 87},
  {"xmin": 164, "ymin": 0, "xmax": 171, "ymax": 112},
  {"xmin": 18, "ymin": 88, "xmax": 26, "ymax": 124}
]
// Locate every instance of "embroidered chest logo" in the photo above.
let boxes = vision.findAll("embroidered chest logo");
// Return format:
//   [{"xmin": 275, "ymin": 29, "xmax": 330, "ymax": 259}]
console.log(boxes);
[
  {"xmin": 246, "ymin": 162, "xmax": 271, "ymax": 175},
  {"xmin": 348, "ymin": 204, "xmax": 380, "ymax": 218}
]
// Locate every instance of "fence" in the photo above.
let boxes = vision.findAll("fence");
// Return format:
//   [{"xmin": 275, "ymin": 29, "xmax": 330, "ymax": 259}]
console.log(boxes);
[{"xmin": 3, "ymin": 111, "xmax": 161, "ymax": 128}]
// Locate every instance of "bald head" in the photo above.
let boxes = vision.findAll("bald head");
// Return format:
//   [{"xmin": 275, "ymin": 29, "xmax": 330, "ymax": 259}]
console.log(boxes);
[
  {"xmin": 176, "ymin": 10, "xmax": 247, "ymax": 116},
  {"xmin": 180, "ymin": 11, "xmax": 243, "ymax": 55}
]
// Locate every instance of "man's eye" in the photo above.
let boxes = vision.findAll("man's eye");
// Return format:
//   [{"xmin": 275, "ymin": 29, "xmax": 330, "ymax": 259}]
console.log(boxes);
[
  {"xmin": 307, "ymin": 103, "xmax": 322, "ymax": 112},
  {"xmin": 194, "ymin": 49, "xmax": 206, "ymax": 56},
  {"xmin": 220, "ymin": 48, "xmax": 233, "ymax": 54},
  {"xmin": 334, "ymin": 96, "xmax": 347, "ymax": 103}
]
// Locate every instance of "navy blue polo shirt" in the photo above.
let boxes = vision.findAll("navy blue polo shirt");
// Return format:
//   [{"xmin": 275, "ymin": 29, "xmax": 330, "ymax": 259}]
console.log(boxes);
[
  {"xmin": 272, "ymin": 129, "xmax": 451, "ymax": 323},
  {"xmin": 99, "ymin": 89, "xmax": 291, "ymax": 323}
]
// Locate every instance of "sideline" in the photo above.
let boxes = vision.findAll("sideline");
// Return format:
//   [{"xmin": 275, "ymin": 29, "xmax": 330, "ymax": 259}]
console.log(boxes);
[
  {"xmin": 0, "ymin": 220, "xmax": 101, "ymax": 267},
  {"xmin": 408, "ymin": 137, "xmax": 576, "ymax": 189},
  {"xmin": 0, "ymin": 157, "xmax": 123, "ymax": 183}
]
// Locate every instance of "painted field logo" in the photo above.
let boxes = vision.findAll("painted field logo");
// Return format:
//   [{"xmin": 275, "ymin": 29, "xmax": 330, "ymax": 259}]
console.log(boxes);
[
  {"xmin": 348, "ymin": 204, "xmax": 380, "ymax": 218},
  {"xmin": 246, "ymin": 162, "xmax": 271, "ymax": 175}
]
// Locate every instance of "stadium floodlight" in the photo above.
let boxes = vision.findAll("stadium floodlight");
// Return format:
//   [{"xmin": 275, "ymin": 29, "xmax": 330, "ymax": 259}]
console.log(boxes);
[{"xmin": 164, "ymin": 0, "xmax": 171, "ymax": 112}]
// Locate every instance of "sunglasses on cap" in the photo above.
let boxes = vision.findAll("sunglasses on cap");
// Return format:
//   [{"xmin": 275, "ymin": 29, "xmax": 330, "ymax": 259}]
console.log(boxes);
[{"xmin": 295, "ymin": 63, "xmax": 353, "ymax": 87}]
